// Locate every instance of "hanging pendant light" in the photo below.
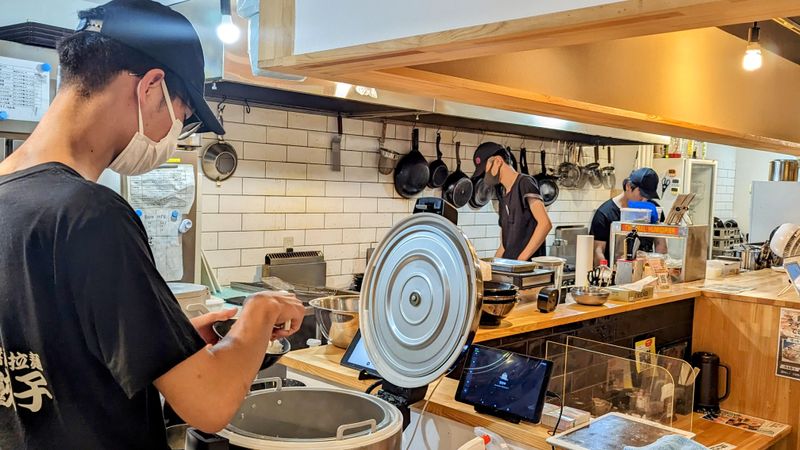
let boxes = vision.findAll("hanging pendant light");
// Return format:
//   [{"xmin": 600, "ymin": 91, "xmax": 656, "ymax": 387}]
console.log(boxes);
[
  {"xmin": 216, "ymin": 0, "xmax": 241, "ymax": 44},
  {"xmin": 742, "ymin": 22, "xmax": 762, "ymax": 71}
]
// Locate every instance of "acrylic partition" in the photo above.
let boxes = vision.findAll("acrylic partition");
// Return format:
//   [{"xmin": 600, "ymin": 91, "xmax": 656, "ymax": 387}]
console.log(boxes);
[{"xmin": 545, "ymin": 338, "xmax": 695, "ymax": 433}]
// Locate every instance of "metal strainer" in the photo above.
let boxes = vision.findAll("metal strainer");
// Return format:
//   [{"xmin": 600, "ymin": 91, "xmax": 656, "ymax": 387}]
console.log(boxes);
[{"xmin": 377, "ymin": 121, "xmax": 401, "ymax": 175}]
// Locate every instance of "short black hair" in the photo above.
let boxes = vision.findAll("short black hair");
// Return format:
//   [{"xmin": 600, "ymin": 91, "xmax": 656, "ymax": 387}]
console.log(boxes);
[{"xmin": 58, "ymin": 5, "xmax": 189, "ymax": 103}]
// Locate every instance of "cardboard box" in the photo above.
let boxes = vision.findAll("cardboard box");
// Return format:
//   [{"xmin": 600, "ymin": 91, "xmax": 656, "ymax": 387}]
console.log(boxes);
[{"xmin": 606, "ymin": 285, "xmax": 655, "ymax": 302}]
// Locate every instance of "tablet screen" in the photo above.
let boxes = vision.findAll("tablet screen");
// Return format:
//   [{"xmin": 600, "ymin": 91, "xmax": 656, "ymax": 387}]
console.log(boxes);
[
  {"xmin": 455, "ymin": 345, "xmax": 552, "ymax": 423},
  {"xmin": 340, "ymin": 330, "xmax": 379, "ymax": 376},
  {"xmin": 786, "ymin": 259, "xmax": 800, "ymax": 296}
]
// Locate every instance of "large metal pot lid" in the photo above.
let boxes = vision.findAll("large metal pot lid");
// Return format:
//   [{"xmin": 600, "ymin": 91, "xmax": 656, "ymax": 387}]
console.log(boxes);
[{"xmin": 360, "ymin": 213, "xmax": 483, "ymax": 388}]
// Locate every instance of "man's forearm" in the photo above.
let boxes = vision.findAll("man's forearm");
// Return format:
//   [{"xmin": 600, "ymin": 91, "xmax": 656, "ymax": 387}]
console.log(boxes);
[
  {"xmin": 155, "ymin": 299, "xmax": 279, "ymax": 432},
  {"xmin": 518, "ymin": 226, "xmax": 550, "ymax": 260}
]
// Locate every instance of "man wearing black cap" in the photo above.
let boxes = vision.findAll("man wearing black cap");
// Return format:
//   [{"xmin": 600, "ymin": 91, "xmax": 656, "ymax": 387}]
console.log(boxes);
[
  {"xmin": 474, "ymin": 142, "xmax": 553, "ymax": 261},
  {"xmin": 589, "ymin": 167, "xmax": 667, "ymax": 265},
  {"xmin": 0, "ymin": 1, "xmax": 304, "ymax": 448}
]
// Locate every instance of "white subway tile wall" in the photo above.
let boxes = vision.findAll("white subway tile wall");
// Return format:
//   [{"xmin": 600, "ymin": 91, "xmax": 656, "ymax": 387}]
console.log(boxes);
[
  {"xmin": 714, "ymin": 156, "xmax": 736, "ymax": 220},
  {"xmin": 202, "ymin": 104, "xmax": 615, "ymax": 287}
]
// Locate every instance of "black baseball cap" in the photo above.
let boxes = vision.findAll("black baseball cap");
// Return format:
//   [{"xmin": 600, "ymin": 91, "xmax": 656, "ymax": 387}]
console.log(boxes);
[
  {"xmin": 629, "ymin": 168, "xmax": 660, "ymax": 200},
  {"xmin": 76, "ymin": 0, "xmax": 225, "ymax": 136},
  {"xmin": 472, "ymin": 142, "xmax": 511, "ymax": 178}
]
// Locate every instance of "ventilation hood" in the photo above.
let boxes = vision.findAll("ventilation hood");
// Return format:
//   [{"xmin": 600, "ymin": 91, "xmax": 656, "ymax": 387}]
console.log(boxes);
[{"xmin": 207, "ymin": 1, "xmax": 667, "ymax": 146}]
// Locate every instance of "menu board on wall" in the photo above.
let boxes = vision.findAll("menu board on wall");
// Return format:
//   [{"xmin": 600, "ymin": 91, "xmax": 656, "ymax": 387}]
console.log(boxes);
[
  {"xmin": 776, "ymin": 307, "xmax": 800, "ymax": 381},
  {"xmin": 0, "ymin": 56, "xmax": 50, "ymax": 122}
]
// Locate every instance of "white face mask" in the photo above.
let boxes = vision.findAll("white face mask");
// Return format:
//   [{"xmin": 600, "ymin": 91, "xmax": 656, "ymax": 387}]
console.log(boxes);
[{"xmin": 109, "ymin": 79, "xmax": 183, "ymax": 176}]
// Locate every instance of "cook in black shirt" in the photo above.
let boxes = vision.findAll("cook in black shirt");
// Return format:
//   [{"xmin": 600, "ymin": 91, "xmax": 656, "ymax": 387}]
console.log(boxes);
[
  {"xmin": 473, "ymin": 143, "xmax": 553, "ymax": 261},
  {"xmin": 589, "ymin": 167, "xmax": 667, "ymax": 265},
  {"xmin": 0, "ymin": 2, "xmax": 305, "ymax": 449}
]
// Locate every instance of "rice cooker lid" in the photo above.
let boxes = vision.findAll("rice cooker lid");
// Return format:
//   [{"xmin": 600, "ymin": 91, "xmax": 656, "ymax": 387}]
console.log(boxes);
[
  {"xmin": 168, "ymin": 282, "xmax": 209, "ymax": 299},
  {"xmin": 359, "ymin": 213, "xmax": 483, "ymax": 388}
]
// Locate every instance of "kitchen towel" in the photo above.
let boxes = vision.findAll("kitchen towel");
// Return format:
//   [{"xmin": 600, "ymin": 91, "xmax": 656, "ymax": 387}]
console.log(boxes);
[{"xmin": 575, "ymin": 235, "xmax": 594, "ymax": 287}]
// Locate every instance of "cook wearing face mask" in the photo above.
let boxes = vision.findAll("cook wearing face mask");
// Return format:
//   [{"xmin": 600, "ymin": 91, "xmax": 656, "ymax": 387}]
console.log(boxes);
[
  {"xmin": 473, "ymin": 142, "xmax": 553, "ymax": 261},
  {"xmin": 0, "ymin": 1, "xmax": 305, "ymax": 449}
]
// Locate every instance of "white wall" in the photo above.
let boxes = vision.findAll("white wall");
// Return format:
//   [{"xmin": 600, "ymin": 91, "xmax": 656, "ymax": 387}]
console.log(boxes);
[
  {"xmin": 200, "ymin": 102, "xmax": 618, "ymax": 288},
  {"xmin": 732, "ymin": 147, "xmax": 789, "ymax": 236},
  {"xmin": 294, "ymin": 0, "xmax": 619, "ymax": 54},
  {"xmin": 0, "ymin": 1, "xmax": 97, "ymax": 28},
  {"xmin": 705, "ymin": 143, "xmax": 737, "ymax": 220}
]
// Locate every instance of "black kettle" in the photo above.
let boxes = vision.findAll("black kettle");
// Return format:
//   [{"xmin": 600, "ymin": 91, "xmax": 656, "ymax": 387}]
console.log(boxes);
[{"xmin": 692, "ymin": 351, "xmax": 731, "ymax": 413}]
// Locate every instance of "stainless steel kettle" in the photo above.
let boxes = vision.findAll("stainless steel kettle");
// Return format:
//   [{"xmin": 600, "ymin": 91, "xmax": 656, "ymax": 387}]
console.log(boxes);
[{"xmin": 692, "ymin": 351, "xmax": 731, "ymax": 413}]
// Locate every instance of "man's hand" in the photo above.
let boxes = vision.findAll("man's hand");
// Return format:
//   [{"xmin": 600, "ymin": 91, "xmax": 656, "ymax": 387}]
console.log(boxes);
[
  {"xmin": 190, "ymin": 308, "xmax": 237, "ymax": 345},
  {"xmin": 242, "ymin": 291, "xmax": 306, "ymax": 340},
  {"xmin": 156, "ymin": 292, "xmax": 306, "ymax": 433}
]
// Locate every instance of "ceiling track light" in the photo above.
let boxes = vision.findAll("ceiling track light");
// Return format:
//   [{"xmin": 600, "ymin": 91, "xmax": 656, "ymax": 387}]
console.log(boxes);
[
  {"xmin": 216, "ymin": 0, "xmax": 241, "ymax": 44},
  {"xmin": 742, "ymin": 21, "xmax": 762, "ymax": 71}
]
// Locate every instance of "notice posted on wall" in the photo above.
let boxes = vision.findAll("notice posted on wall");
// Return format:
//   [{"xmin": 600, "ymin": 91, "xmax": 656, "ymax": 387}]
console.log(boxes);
[
  {"xmin": 139, "ymin": 209, "xmax": 183, "ymax": 282},
  {"xmin": 125, "ymin": 164, "xmax": 195, "ymax": 282},
  {"xmin": 126, "ymin": 164, "xmax": 195, "ymax": 214},
  {"xmin": 0, "ymin": 56, "xmax": 50, "ymax": 122},
  {"xmin": 776, "ymin": 307, "xmax": 800, "ymax": 381}
]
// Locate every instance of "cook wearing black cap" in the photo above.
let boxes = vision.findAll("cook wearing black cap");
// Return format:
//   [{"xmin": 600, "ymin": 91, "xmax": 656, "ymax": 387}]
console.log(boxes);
[
  {"xmin": 474, "ymin": 142, "xmax": 553, "ymax": 261},
  {"xmin": 589, "ymin": 167, "xmax": 667, "ymax": 265},
  {"xmin": 0, "ymin": 1, "xmax": 304, "ymax": 448}
]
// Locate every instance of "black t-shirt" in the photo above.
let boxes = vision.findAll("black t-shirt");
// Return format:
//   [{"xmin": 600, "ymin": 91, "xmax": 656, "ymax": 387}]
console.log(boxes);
[
  {"xmin": 0, "ymin": 163, "xmax": 205, "ymax": 450},
  {"xmin": 498, "ymin": 174, "xmax": 546, "ymax": 260},
  {"xmin": 589, "ymin": 198, "xmax": 662, "ymax": 261}
]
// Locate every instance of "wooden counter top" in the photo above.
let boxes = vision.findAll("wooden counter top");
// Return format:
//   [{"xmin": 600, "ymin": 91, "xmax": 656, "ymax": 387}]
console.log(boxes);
[
  {"xmin": 475, "ymin": 283, "xmax": 700, "ymax": 342},
  {"xmin": 693, "ymin": 268, "xmax": 800, "ymax": 307},
  {"xmin": 475, "ymin": 269, "xmax": 800, "ymax": 343},
  {"xmin": 281, "ymin": 345, "xmax": 789, "ymax": 450}
]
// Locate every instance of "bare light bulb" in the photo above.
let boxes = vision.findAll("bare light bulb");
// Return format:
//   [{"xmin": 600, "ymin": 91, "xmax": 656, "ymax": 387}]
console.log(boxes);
[
  {"xmin": 742, "ymin": 45, "xmax": 762, "ymax": 71},
  {"xmin": 742, "ymin": 22, "xmax": 762, "ymax": 71},
  {"xmin": 216, "ymin": 14, "xmax": 240, "ymax": 44}
]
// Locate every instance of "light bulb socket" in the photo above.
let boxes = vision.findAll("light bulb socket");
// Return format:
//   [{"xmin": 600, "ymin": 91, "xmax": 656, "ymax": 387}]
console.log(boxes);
[
  {"xmin": 220, "ymin": 0, "xmax": 231, "ymax": 16},
  {"xmin": 747, "ymin": 22, "xmax": 760, "ymax": 44}
]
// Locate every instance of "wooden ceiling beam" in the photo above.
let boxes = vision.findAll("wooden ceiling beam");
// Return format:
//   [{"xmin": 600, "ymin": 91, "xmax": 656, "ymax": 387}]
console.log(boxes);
[
  {"xmin": 260, "ymin": 0, "xmax": 800, "ymax": 78},
  {"xmin": 328, "ymin": 67, "xmax": 800, "ymax": 154}
]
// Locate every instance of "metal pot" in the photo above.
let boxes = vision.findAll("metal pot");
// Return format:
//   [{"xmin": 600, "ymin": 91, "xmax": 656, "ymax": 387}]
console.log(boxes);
[
  {"xmin": 768, "ymin": 159, "xmax": 799, "ymax": 181},
  {"xmin": 189, "ymin": 379, "xmax": 402, "ymax": 450},
  {"xmin": 731, "ymin": 244, "xmax": 762, "ymax": 270}
]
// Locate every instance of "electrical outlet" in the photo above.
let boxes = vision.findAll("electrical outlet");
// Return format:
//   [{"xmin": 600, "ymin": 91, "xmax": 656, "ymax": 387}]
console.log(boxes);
[{"xmin": 283, "ymin": 236, "xmax": 294, "ymax": 249}]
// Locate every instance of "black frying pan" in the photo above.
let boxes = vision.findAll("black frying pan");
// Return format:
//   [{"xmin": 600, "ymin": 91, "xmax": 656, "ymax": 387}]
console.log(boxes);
[
  {"xmin": 469, "ymin": 175, "xmax": 494, "ymax": 208},
  {"xmin": 534, "ymin": 149, "xmax": 559, "ymax": 206},
  {"xmin": 427, "ymin": 131, "xmax": 449, "ymax": 188},
  {"xmin": 394, "ymin": 128, "xmax": 429, "ymax": 198},
  {"xmin": 443, "ymin": 142, "xmax": 473, "ymax": 208}
]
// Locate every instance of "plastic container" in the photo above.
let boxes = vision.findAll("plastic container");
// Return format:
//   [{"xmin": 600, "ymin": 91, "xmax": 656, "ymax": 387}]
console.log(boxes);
[
  {"xmin": 205, "ymin": 297, "xmax": 226, "ymax": 312},
  {"xmin": 621, "ymin": 208, "xmax": 651, "ymax": 224}
]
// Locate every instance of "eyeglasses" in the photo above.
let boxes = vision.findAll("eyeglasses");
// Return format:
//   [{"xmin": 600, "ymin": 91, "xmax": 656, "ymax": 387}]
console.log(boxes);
[{"xmin": 179, "ymin": 120, "xmax": 202, "ymax": 141}]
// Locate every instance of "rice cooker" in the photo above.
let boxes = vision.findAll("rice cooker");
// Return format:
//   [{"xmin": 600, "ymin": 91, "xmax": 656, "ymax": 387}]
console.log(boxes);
[{"xmin": 185, "ymin": 212, "xmax": 484, "ymax": 449}]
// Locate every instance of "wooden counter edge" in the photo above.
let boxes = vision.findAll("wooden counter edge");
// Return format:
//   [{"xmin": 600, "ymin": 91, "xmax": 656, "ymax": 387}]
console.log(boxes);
[
  {"xmin": 476, "ymin": 270, "xmax": 800, "ymax": 343},
  {"xmin": 474, "ymin": 287, "xmax": 700, "ymax": 342},
  {"xmin": 280, "ymin": 345, "xmax": 789, "ymax": 450}
]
